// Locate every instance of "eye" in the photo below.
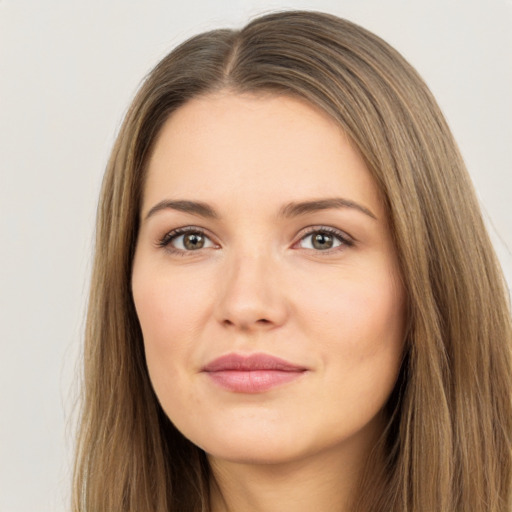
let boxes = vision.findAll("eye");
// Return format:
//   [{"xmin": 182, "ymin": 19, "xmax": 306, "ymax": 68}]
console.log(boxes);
[
  {"xmin": 158, "ymin": 228, "xmax": 216, "ymax": 253},
  {"xmin": 296, "ymin": 228, "xmax": 353, "ymax": 251}
]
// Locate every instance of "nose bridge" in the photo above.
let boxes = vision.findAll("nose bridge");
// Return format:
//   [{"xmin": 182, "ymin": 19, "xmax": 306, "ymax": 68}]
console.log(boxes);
[{"xmin": 216, "ymin": 243, "xmax": 287, "ymax": 329}]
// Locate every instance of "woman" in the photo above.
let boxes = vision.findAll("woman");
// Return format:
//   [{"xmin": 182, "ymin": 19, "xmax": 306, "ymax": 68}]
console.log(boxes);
[{"xmin": 73, "ymin": 10, "xmax": 512, "ymax": 512}]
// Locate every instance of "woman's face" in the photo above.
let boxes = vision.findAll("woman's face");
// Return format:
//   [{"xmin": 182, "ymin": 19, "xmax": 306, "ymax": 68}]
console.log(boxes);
[{"xmin": 132, "ymin": 92, "xmax": 405, "ymax": 465}]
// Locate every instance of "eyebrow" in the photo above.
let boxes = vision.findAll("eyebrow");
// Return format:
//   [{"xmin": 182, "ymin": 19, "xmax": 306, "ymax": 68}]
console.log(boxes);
[
  {"xmin": 279, "ymin": 198, "xmax": 377, "ymax": 220},
  {"xmin": 144, "ymin": 200, "xmax": 219, "ymax": 221},
  {"xmin": 143, "ymin": 197, "xmax": 377, "ymax": 222}
]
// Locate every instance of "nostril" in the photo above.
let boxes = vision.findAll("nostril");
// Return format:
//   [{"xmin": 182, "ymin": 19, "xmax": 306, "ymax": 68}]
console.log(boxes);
[{"xmin": 221, "ymin": 317, "xmax": 272, "ymax": 329}]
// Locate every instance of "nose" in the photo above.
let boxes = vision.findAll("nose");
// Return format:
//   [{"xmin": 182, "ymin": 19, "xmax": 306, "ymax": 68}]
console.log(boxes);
[{"xmin": 215, "ymin": 252, "xmax": 289, "ymax": 331}]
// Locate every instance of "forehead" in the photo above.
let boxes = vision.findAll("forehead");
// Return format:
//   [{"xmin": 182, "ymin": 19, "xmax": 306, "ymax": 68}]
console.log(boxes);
[{"xmin": 143, "ymin": 91, "xmax": 383, "ymax": 217}]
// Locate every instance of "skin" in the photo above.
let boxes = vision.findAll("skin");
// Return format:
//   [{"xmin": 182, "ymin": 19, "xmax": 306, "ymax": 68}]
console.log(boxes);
[{"xmin": 132, "ymin": 91, "xmax": 406, "ymax": 512}]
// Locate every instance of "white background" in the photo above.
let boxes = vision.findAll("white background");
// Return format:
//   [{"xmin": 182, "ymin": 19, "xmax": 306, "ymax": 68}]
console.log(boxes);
[{"xmin": 0, "ymin": 1, "xmax": 510, "ymax": 511}]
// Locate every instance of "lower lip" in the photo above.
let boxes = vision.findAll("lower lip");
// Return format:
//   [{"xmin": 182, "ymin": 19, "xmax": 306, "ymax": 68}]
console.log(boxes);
[{"xmin": 204, "ymin": 370, "xmax": 306, "ymax": 393}]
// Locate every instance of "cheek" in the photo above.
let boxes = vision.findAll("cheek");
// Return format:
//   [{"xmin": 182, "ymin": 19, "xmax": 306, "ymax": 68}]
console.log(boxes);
[
  {"xmin": 131, "ymin": 264, "xmax": 214, "ymax": 405},
  {"xmin": 297, "ymin": 266, "xmax": 405, "ymax": 399},
  {"xmin": 132, "ymin": 292, "xmax": 195, "ymax": 425},
  {"xmin": 300, "ymin": 269, "xmax": 404, "ymax": 345},
  {"xmin": 132, "ymin": 264, "xmax": 212, "ymax": 349},
  {"xmin": 298, "ymin": 273, "xmax": 405, "ymax": 429}
]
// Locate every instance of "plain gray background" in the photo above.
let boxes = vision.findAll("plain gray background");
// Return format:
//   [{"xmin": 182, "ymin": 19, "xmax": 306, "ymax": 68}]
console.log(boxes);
[{"xmin": 0, "ymin": 1, "xmax": 510, "ymax": 511}]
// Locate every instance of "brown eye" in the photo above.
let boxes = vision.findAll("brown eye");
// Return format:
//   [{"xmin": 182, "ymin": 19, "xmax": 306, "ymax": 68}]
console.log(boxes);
[
  {"xmin": 297, "ymin": 229, "xmax": 351, "ymax": 252},
  {"xmin": 182, "ymin": 233, "xmax": 205, "ymax": 250},
  {"xmin": 312, "ymin": 232, "xmax": 334, "ymax": 250},
  {"xmin": 160, "ymin": 229, "xmax": 216, "ymax": 252}
]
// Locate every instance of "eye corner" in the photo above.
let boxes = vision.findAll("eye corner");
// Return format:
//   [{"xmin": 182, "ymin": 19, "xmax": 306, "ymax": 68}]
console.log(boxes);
[
  {"xmin": 293, "ymin": 226, "xmax": 355, "ymax": 254},
  {"xmin": 156, "ymin": 226, "xmax": 220, "ymax": 255}
]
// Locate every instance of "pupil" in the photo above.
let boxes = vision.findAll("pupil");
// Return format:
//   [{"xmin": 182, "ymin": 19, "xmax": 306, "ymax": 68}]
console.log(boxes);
[
  {"xmin": 184, "ymin": 233, "xmax": 204, "ymax": 250},
  {"xmin": 312, "ymin": 233, "xmax": 333, "ymax": 250}
]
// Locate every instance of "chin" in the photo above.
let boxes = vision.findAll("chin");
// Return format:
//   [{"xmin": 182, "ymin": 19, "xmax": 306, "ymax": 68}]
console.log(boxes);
[
  {"xmin": 180, "ymin": 418, "xmax": 311, "ymax": 465},
  {"xmin": 180, "ymin": 408, "xmax": 388, "ymax": 469},
  {"xmin": 204, "ymin": 439, "xmax": 307, "ymax": 466}
]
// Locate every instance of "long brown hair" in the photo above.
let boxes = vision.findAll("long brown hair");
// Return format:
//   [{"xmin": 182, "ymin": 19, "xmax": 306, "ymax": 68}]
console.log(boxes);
[{"xmin": 73, "ymin": 10, "xmax": 512, "ymax": 511}]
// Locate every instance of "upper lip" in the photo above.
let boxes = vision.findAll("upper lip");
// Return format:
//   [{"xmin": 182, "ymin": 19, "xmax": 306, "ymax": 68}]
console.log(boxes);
[{"xmin": 201, "ymin": 353, "xmax": 307, "ymax": 372}]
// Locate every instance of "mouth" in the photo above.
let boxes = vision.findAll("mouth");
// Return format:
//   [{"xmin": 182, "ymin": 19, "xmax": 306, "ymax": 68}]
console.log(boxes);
[{"xmin": 201, "ymin": 353, "xmax": 308, "ymax": 393}]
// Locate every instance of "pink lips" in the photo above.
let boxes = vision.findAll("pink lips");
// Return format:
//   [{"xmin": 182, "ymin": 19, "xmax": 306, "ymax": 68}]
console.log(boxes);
[{"xmin": 201, "ymin": 353, "xmax": 307, "ymax": 393}]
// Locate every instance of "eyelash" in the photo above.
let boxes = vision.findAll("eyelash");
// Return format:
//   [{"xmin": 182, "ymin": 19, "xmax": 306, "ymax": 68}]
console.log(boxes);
[
  {"xmin": 157, "ymin": 226, "xmax": 216, "ymax": 256},
  {"xmin": 294, "ymin": 226, "xmax": 354, "ymax": 253},
  {"xmin": 157, "ymin": 225, "xmax": 354, "ymax": 255}
]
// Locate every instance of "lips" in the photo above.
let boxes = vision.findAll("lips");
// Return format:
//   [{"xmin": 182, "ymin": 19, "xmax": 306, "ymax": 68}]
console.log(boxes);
[{"xmin": 201, "ymin": 353, "xmax": 308, "ymax": 393}]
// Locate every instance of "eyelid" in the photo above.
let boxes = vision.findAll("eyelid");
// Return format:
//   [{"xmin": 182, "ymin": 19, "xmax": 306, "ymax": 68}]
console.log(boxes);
[
  {"xmin": 157, "ymin": 226, "xmax": 219, "ymax": 253},
  {"xmin": 155, "ymin": 224, "xmax": 354, "ymax": 255},
  {"xmin": 292, "ymin": 225, "xmax": 355, "ymax": 252}
]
